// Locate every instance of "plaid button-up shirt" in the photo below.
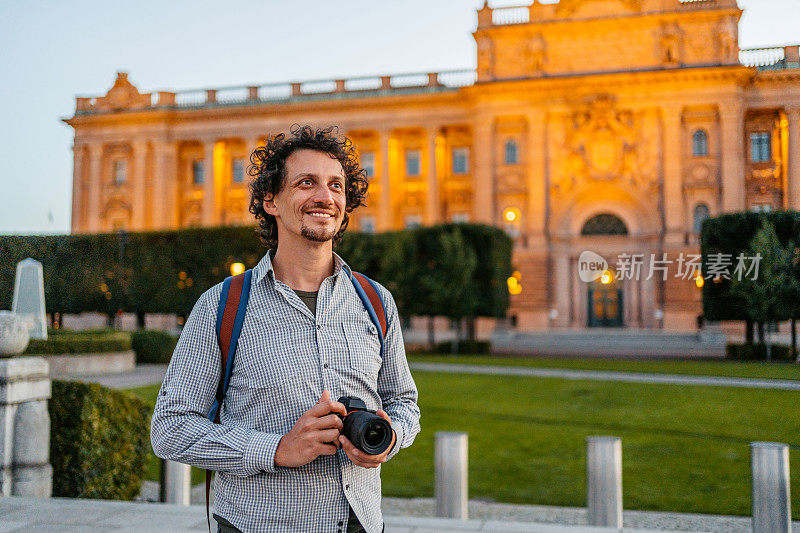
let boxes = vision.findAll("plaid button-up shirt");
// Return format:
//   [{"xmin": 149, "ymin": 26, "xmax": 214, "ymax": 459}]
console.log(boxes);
[{"xmin": 151, "ymin": 251, "xmax": 420, "ymax": 533}]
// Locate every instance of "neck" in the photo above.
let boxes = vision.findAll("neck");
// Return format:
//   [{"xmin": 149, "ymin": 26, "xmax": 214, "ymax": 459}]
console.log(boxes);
[{"xmin": 271, "ymin": 238, "xmax": 335, "ymax": 292}]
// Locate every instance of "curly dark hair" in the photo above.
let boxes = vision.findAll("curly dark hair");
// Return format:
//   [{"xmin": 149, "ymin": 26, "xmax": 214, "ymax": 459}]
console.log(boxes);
[{"xmin": 248, "ymin": 125, "xmax": 369, "ymax": 249}]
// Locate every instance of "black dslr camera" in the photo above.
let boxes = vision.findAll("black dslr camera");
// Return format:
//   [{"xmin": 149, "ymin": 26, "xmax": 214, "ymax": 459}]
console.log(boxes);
[{"xmin": 337, "ymin": 396, "xmax": 393, "ymax": 456}]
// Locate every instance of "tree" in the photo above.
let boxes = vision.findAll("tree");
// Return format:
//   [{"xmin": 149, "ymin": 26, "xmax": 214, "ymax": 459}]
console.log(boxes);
[{"xmin": 729, "ymin": 219, "xmax": 795, "ymax": 361}]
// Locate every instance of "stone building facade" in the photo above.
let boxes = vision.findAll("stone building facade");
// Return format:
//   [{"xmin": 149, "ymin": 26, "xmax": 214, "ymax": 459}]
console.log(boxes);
[{"xmin": 65, "ymin": 0, "xmax": 800, "ymax": 331}]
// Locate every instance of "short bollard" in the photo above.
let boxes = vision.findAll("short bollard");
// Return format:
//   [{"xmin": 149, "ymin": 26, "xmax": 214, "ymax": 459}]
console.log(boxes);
[
  {"xmin": 164, "ymin": 460, "xmax": 191, "ymax": 506},
  {"xmin": 586, "ymin": 436, "xmax": 622, "ymax": 529},
  {"xmin": 435, "ymin": 431, "xmax": 468, "ymax": 520},
  {"xmin": 751, "ymin": 442, "xmax": 791, "ymax": 533}
]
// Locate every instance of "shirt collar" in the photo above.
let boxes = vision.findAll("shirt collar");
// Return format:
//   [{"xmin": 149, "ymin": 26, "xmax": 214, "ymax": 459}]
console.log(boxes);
[{"xmin": 251, "ymin": 248, "xmax": 351, "ymax": 287}]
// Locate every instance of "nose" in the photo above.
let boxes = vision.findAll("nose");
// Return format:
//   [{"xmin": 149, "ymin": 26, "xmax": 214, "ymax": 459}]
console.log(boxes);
[{"xmin": 311, "ymin": 183, "xmax": 335, "ymax": 205}]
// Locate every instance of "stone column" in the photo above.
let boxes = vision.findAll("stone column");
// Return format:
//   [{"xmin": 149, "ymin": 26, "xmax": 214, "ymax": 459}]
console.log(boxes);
[
  {"xmin": 526, "ymin": 111, "xmax": 547, "ymax": 248},
  {"xmin": 0, "ymin": 357, "xmax": 52, "ymax": 497},
  {"xmin": 153, "ymin": 141, "xmax": 178, "ymax": 230},
  {"xmin": 552, "ymin": 250, "xmax": 571, "ymax": 327},
  {"xmin": 131, "ymin": 140, "xmax": 148, "ymax": 230},
  {"xmin": 786, "ymin": 107, "xmax": 800, "ymax": 211},
  {"xmin": 472, "ymin": 118, "xmax": 494, "ymax": 224},
  {"xmin": 720, "ymin": 103, "xmax": 746, "ymax": 213},
  {"xmin": 70, "ymin": 143, "xmax": 86, "ymax": 234},
  {"xmin": 662, "ymin": 106, "xmax": 685, "ymax": 244},
  {"xmin": 378, "ymin": 129, "xmax": 393, "ymax": 231},
  {"xmin": 86, "ymin": 143, "xmax": 103, "ymax": 233},
  {"xmin": 425, "ymin": 128, "xmax": 440, "ymax": 225},
  {"xmin": 202, "ymin": 140, "xmax": 217, "ymax": 226}
]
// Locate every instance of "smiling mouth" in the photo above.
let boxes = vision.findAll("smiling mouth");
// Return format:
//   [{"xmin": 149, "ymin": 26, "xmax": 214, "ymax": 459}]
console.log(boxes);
[{"xmin": 306, "ymin": 212, "xmax": 334, "ymax": 219}]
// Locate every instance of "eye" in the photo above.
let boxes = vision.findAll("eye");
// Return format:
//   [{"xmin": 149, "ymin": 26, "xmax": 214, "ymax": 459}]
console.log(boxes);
[
  {"xmin": 300, "ymin": 178, "xmax": 313, "ymax": 186},
  {"xmin": 331, "ymin": 181, "xmax": 343, "ymax": 189}
]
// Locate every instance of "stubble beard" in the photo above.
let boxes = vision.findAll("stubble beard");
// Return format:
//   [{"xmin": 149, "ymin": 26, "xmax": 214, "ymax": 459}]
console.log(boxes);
[{"xmin": 300, "ymin": 220, "xmax": 339, "ymax": 243}]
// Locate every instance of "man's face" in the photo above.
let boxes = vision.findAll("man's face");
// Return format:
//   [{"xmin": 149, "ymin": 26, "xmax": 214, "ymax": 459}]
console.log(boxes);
[{"xmin": 263, "ymin": 149, "xmax": 347, "ymax": 246}]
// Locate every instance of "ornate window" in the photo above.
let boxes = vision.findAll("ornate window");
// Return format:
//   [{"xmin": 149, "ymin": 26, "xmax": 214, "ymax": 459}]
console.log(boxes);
[
  {"xmin": 232, "ymin": 159, "xmax": 245, "ymax": 183},
  {"xmin": 452, "ymin": 148, "xmax": 469, "ymax": 174},
  {"xmin": 405, "ymin": 150, "xmax": 420, "ymax": 177},
  {"xmin": 504, "ymin": 139, "xmax": 518, "ymax": 164},
  {"xmin": 192, "ymin": 161, "xmax": 205, "ymax": 185},
  {"xmin": 113, "ymin": 160, "xmax": 127, "ymax": 185},
  {"xmin": 361, "ymin": 152, "xmax": 375, "ymax": 178},
  {"xmin": 750, "ymin": 132, "xmax": 771, "ymax": 162},
  {"xmin": 581, "ymin": 213, "xmax": 628, "ymax": 235},
  {"xmin": 692, "ymin": 130, "xmax": 708, "ymax": 157},
  {"xmin": 693, "ymin": 203, "xmax": 710, "ymax": 234},
  {"xmin": 360, "ymin": 216, "xmax": 375, "ymax": 233},
  {"xmin": 404, "ymin": 214, "xmax": 422, "ymax": 229}
]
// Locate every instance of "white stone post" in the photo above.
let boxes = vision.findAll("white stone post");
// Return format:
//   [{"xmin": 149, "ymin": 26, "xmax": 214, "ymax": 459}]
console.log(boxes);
[
  {"xmin": 435, "ymin": 431, "xmax": 468, "ymax": 520},
  {"xmin": 751, "ymin": 442, "xmax": 791, "ymax": 533},
  {"xmin": 586, "ymin": 436, "xmax": 622, "ymax": 529},
  {"xmin": 0, "ymin": 356, "xmax": 52, "ymax": 497},
  {"xmin": 165, "ymin": 459, "xmax": 191, "ymax": 505}
]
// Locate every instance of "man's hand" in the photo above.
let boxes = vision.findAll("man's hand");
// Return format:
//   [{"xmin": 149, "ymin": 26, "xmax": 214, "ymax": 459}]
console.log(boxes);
[
  {"xmin": 339, "ymin": 409, "xmax": 396, "ymax": 468},
  {"xmin": 274, "ymin": 390, "xmax": 346, "ymax": 468}
]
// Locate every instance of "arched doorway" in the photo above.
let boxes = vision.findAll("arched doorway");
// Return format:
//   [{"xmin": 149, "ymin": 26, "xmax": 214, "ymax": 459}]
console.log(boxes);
[{"xmin": 581, "ymin": 213, "xmax": 627, "ymax": 328}]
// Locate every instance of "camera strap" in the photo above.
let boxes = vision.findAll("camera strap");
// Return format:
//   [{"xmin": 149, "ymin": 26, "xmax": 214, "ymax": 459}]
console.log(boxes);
[{"xmin": 204, "ymin": 267, "xmax": 387, "ymax": 532}]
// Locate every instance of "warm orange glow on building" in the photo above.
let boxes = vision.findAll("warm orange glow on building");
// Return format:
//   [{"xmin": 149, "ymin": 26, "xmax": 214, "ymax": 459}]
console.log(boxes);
[{"xmin": 64, "ymin": 0, "xmax": 800, "ymax": 331}]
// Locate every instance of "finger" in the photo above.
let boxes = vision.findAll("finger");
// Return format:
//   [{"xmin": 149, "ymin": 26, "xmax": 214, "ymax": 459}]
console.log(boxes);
[
  {"xmin": 339, "ymin": 436, "xmax": 383, "ymax": 466},
  {"xmin": 317, "ymin": 428, "xmax": 342, "ymax": 443},
  {"xmin": 317, "ymin": 389, "xmax": 330, "ymax": 404},
  {"xmin": 317, "ymin": 443, "xmax": 339, "ymax": 456},
  {"xmin": 308, "ymin": 399, "xmax": 347, "ymax": 418},
  {"xmin": 376, "ymin": 409, "xmax": 392, "ymax": 424},
  {"xmin": 311, "ymin": 413, "xmax": 344, "ymax": 431}
]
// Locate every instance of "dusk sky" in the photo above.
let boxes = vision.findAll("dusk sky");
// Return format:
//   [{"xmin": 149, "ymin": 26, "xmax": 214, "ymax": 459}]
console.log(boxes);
[{"xmin": 1, "ymin": 0, "xmax": 798, "ymax": 235}]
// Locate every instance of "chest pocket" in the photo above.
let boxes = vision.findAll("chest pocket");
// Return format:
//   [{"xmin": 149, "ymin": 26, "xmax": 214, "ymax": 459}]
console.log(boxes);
[{"xmin": 342, "ymin": 316, "xmax": 382, "ymax": 379}]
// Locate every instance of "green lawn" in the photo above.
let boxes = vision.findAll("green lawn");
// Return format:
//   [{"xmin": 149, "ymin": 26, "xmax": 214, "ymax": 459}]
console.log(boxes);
[
  {"xmin": 407, "ymin": 353, "xmax": 800, "ymax": 381},
  {"xmin": 128, "ymin": 370, "xmax": 800, "ymax": 519}
]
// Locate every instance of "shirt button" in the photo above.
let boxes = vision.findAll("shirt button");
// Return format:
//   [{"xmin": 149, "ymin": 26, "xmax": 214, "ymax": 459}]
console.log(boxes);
[
  {"xmin": 316, "ymin": 323, "xmax": 322, "ymax": 330},
  {"xmin": 345, "ymin": 484, "xmax": 350, "ymax": 490},
  {"xmin": 338, "ymin": 521, "xmax": 343, "ymax": 526},
  {"xmin": 323, "ymin": 363, "xmax": 329, "ymax": 369}
]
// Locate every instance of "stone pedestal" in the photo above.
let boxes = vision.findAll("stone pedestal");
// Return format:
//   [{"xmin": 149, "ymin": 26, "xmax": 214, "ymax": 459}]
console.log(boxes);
[{"xmin": 0, "ymin": 356, "xmax": 52, "ymax": 497}]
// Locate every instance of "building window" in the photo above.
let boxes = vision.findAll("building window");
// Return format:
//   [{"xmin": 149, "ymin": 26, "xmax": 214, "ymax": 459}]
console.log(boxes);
[
  {"xmin": 192, "ymin": 161, "xmax": 205, "ymax": 185},
  {"xmin": 452, "ymin": 213, "xmax": 470, "ymax": 223},
  {"xmin": 692, "ymin": 130, "xmax": 708, "ymax": 157},
  {"xmin": 232, "ymin": 159, "xmax": 245, "ymax": 183},
  {"xmin": 113, "ymin": 160, "xmax": 127, "ymax": 185},
  {"xmin": 693, "ymin": 203, "xmax": 710, "ymax": 234},
  {"xmin": 581, "ymin": 213, "xmax": 628, "ymax": 235},
  {"xmin": 360, "ymin": 216, "xmax": 375, "ymax": 233},
  {"xmin": 452, "ymin": 148, "xmax": 469, "ymax": 174},
  {"xmin": 404, "ymin": 214, "xmax": 422, "ymax": 229},
  {"xmin": 751, "ymin": 132, "xmax": 771, "ymax": 162},
  {"xmin": 405, "ymin": 150, "xmax": 420, "ymax": 177},
  {"xmin": 504, "ymin": 139, "xmax": 518, "ymax": 164},
  {"xmin": 751, "ymin": 204, "xmax": 773, "ymax": 213},
  {"xmin": 361, "ymin": 152, "xmax": 375, "ymax": 178}
]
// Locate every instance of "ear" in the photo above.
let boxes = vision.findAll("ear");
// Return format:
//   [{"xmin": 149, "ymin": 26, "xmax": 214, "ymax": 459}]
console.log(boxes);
[{"xmin": 262, "ymin": 195, "xmax": 278, "ymax": 217}]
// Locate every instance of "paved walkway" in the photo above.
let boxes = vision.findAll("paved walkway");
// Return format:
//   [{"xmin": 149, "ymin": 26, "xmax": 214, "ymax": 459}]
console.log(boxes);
[
  {"xmin": 409, "ymin": 362, "xmax": 800, "ymax": 390},
  {"xmin": 63, "ymin": 362, "xmax": 800, "ymax": 391},
  {"xmin": 4, "ymin": 495, "xmax": 775, "ymax": 533}
]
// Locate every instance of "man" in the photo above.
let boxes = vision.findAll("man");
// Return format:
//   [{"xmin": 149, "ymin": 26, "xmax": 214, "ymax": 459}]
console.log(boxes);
[{"xmin": 151, "ymin": 125, "xmax": 420, "ymax": 533}]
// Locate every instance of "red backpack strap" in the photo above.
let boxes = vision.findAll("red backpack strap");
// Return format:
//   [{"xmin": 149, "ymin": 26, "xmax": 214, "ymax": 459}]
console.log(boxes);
[
  {"xmin": 205, "ymin": 270, "xmax": 252, "ymax": 532},
  {"xmin": 350, "ymin": 271, "xmax": 387, "ymax": 344}
]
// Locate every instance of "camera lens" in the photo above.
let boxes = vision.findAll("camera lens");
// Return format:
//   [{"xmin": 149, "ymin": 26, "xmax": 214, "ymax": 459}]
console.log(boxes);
[
  {"xmin": 341, "ymin": 409, "xmax": 393, "ymax": 455},
  {"xmin": 364, "ymin": 422, "xmax": 386, "ymax": 448}
]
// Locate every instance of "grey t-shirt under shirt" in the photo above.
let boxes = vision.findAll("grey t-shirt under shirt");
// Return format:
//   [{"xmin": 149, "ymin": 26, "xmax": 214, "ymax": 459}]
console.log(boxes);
[{"xmin": 293, "ymin": 289, "xmax": 318, "ymax": 316}]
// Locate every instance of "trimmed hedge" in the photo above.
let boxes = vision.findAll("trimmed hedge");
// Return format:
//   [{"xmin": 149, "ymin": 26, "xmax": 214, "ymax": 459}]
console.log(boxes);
[
  {"xmin": 24, "ymin": 331, "xmax": 131, "ymax": 355},
  {"xmin": 701, "ymin": 211, "xmax": 800, "ymax": 321},
  {"xmin": 49, "ymin": 380, "xmax": 150, "ymax": 500},
  {"xmin": 726, "ymin": 343, "xmax": 797, "ymax": 362},
  {"xmin": 132, "ymin": 330, "xmax": 178, "ymax": 364},
  {"xmin": 434, "ymin": 340, "xmax": 491, "ymax": 354}
]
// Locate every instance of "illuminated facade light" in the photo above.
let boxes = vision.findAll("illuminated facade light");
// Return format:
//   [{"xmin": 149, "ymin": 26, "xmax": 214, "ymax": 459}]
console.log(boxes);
[
  {"xmin": 503, "ymin": 207, "xmax": 521, "ymax": 223},
  {"xmin": 694, "ymin": 271, "xmax": 705, "ymax": 288},
  {"xmin": 600, "ymin": 270, "xmax": 614, "ymax": 285},
  {"xmin": 230, "ymin": 262, "xmax": 246, "ymax": 276}
]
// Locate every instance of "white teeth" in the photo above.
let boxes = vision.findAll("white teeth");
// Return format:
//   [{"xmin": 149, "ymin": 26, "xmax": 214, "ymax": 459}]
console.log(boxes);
[{"xmin": 308, "ymin": 213, "xmax": 332, "ymax": 218}]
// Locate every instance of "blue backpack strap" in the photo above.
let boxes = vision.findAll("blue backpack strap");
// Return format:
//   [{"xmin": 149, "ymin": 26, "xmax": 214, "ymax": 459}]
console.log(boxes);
[
  {"xmin": 206, "ymin": 268, "xmax": 252, "ymax": 532},
  {"xmin": 350, "ymin": 271, "xmax": 388, "ymax": 354},
  {"xmin": 207, "ymin": 269, "xmax": 253, "ymax": 422}
]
